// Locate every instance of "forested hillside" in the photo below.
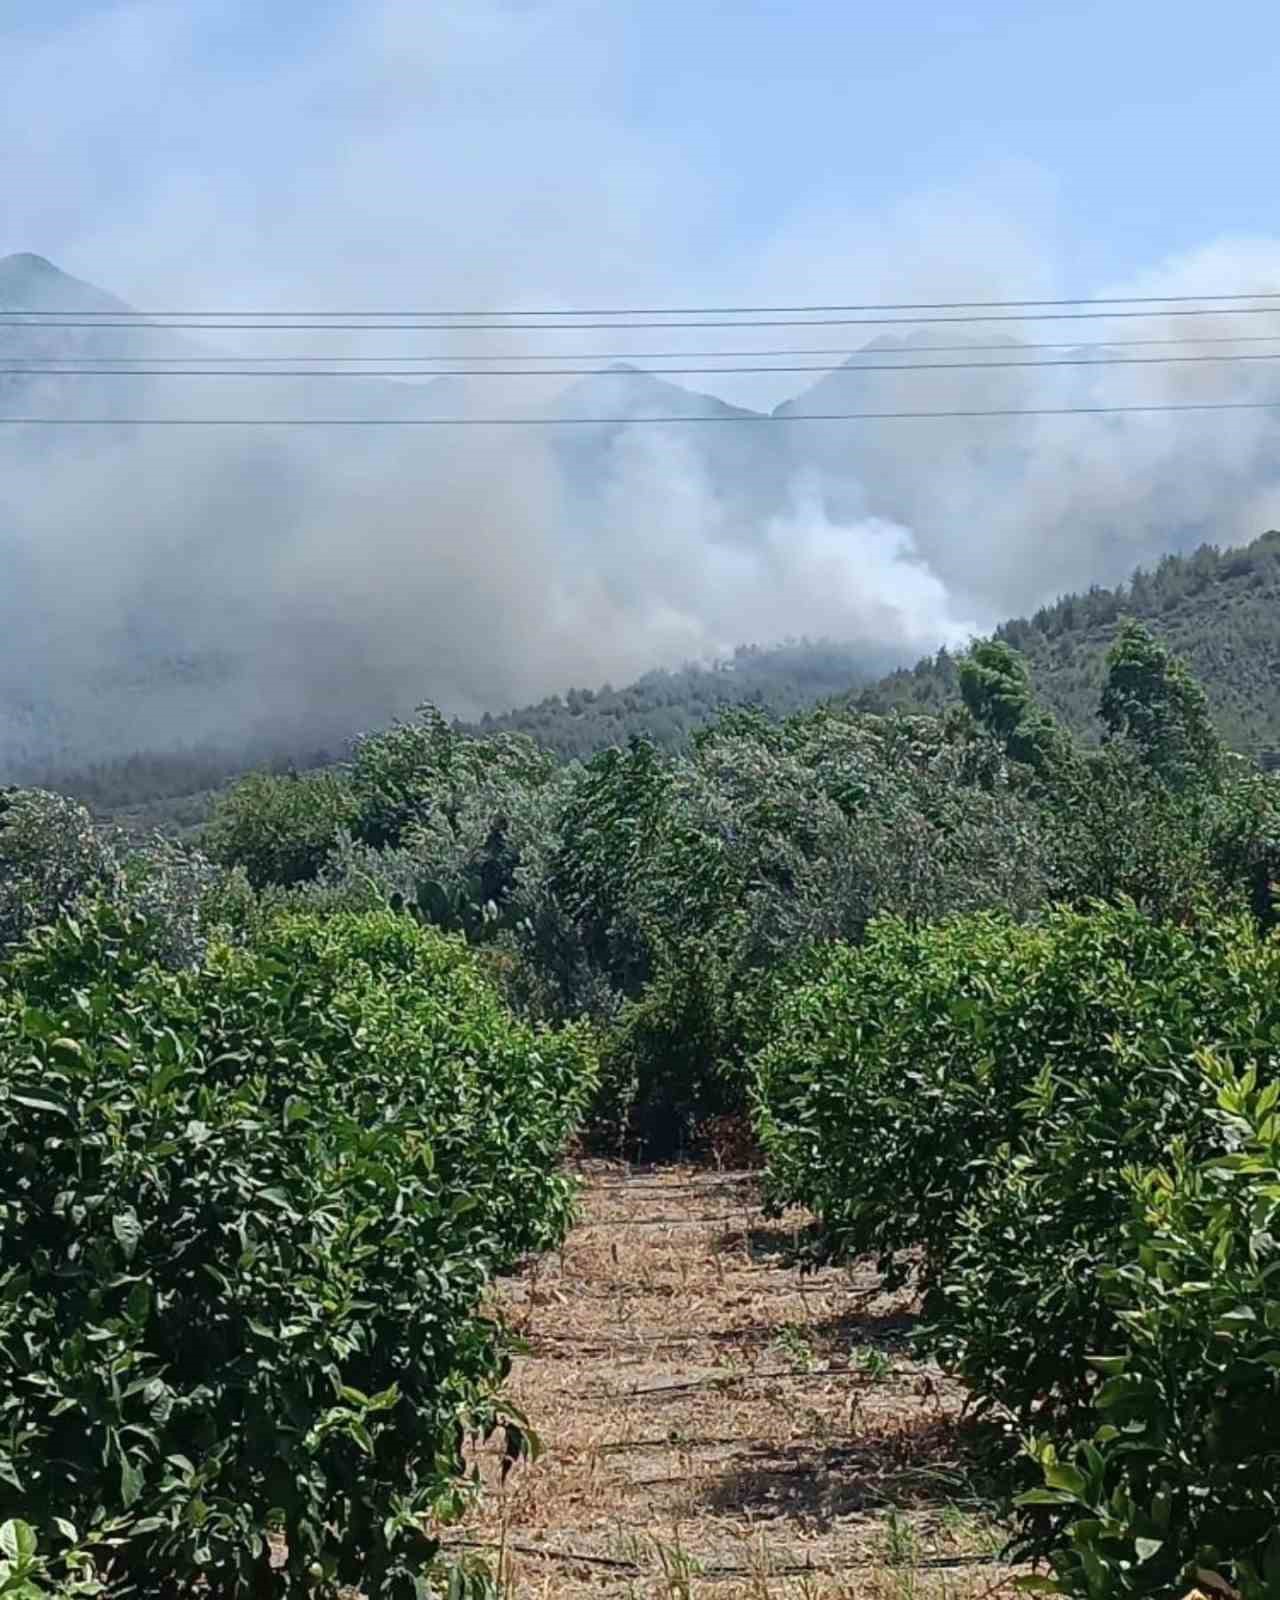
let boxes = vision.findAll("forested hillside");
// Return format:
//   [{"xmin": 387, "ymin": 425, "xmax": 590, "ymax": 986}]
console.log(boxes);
[
  {"xmin": 474, "ymin": 531, "xmax": 1280, "ymax": 762},
  {"xmin": 857, "ymin": 528, "xmax": 1280, "ymax": 758},
  {"xmin": 23, "ymin": 639, "xmax": 875, "ymax": 829},
  {"xmin": 457, "ymin": 638, "xmax": 883, "ymax": 758},
  {"xmin": 32, "ymin": 530, "xmax": 1280, "ymax": 831}
]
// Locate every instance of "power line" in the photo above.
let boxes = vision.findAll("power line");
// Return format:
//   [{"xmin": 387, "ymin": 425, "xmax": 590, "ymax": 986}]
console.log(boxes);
[
  {"xmin": 8, "ymin": 350, "xmax": 1280, "ymax": 378},
  {"xmin": 3, "ymin": 290, "xmax": 1280, "ymax": 317},
  {"xmin": 7, "ymin": 306, "xmax": 1280, "ymax": 332},
  {"xmin": 3, "ymin": 399, "xmax": 1280, "ymax": 424},
  {"xmin": 12, "ymin": 333, "xmax": 1280, "ymax": 363}
]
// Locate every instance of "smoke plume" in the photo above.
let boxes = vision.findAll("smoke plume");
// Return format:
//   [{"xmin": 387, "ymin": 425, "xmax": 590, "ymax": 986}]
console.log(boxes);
[{"xmin": 3, "ymin": 3, "xmax": 1280, "ymax": 771}]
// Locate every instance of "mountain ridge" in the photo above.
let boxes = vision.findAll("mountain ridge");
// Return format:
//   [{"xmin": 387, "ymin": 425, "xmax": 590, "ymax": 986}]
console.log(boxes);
[
  {"xmin": 0, "ymin": 252, "xmax": 133, "ymax": 312},
  {"xmin": 28, "ymin": 528, "xmax": 1280, "ymax": 830},
  {"xmin": 852, "ymin": 528, "xmax": 1280, "ymax": 757},
  {"xmin": 7, "ymin": 255, "xmax": 1280, "ymax": 794}
]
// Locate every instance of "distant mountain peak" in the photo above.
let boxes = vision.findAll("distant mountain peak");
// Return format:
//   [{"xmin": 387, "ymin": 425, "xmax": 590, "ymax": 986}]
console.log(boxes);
[
  {"xmin": 1, "ymin": 251, "xmax": 60, "ymax": 274},
  {"xmin": 0, "ymin": 253, "xmax": 132, "ymax": 313},
  {"xmin": 550, "ymin": 361, "xmax": 763, "ymax": 422}
]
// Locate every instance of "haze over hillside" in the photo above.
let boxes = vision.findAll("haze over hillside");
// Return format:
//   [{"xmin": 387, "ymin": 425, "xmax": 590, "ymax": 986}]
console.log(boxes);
[
  {"xmin": 855, "ymin": 528, "xmax": 1280, "ymax": 759},
  {"xmin": 4, "ymin": 251, "xmax": 1280, "ymax": 778},
  {"xmin": 44, "ymin": 530, "xmax": 1280, "ymax": 833}
]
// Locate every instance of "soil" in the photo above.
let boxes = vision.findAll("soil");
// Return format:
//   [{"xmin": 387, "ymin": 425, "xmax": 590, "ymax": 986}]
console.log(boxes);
[{"xmin": 445, "ymin": 1164, "xmax": 1017, "ymax": 1598}]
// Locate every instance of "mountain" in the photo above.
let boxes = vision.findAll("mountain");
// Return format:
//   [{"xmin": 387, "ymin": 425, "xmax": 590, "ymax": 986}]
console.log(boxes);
[
  {"xmin": 7, "ymin": 254, "xmax": 1280, "ymax": 787},
  {"xmin": 547, "ymin": 362, "xmax": 798, "ymax": 550},
  {"xmin": 439, "ymin": 530, "xmax": 1280, "ymax": 764},
  {"xmin": 0, "ymin": 251, "xmax": 137, "ymax": 321},
  {"xmin": 1, "ymin": 252, "xmax": 192, "ymax": 426},
  {"xmin": 0, "ymin": 252, "xmax": 470, "ymax": 422},
  {"xmin": 0, "ymin": 259, "xmax": 908, "ymax": 779},
  {"xmin": 854, "ymin": 528, "xmax": 1280, "ymax": 759},
  {"xmin": 772, "ymin": 328, "xmax": 1280, "ymax": 625},
  {"xmin": 0, "ymin": 256, "xmax": 580, "ymax": 772}
]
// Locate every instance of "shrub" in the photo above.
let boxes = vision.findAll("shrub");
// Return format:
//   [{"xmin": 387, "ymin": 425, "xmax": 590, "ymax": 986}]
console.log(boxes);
[
  {"xmin": 929, "ymin": 917, "xmax": 1280, "ymax": 1433},
  {"xmin": 754, "ymin": 904, "xmax": 1280, "ymax": 1300},
  {"xmin": 555, "ymin": 710, "xmax": 1047, "ymax": 1151},
  {"xmin": 753, "ymin": 910, "xmax": 1049, "ymax": 1282},
  {"xmin": 1043, "ymin": 748, "xmax": 1280, "ymax": 926},
  {"xmin": 1020, "ymin": 1054, "xmax": 1280, "ymax": 1599},
  {"xmin": 0, "ymin": 1516, "xmax": 106, "ymax": 1598},
  {"xmin": 1099, "ymin": 618, "xmax": 1223, "ymax": 793},
  {"xmin": 116, "ymin": 832, "xmax": 223, "ymax": 970},
  {"xmin": 0, "ymin": 905, "xmax": 594, "ymax": 1598},
  {"xmin": 597, "ymin": 949, "xmax": 739, "ymax": 1158},
  {"xmin": 1207, "ymin": 764, "xmax": 1280, "ymax": 936},
  {"xmin": 1042, "ymin": 748, "xmax": 1218, "ymax": 920},
  {"xmin": 1, "ymin": 789, "xmax": 221, "ymax": 971},
  {"xmin": 0, "ymin": 789, "xmax": 120, "ymax": 952},
  {"xmin": 203, "ymin": 770, "xmax": 357, "ymax": 888}
]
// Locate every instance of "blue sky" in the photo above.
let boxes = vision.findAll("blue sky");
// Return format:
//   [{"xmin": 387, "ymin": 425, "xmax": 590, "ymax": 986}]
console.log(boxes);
[
  {"xmin": 5, "ymin": 0, "xmax": 1280, "ymax": 320},
  {"xmin": 614, "ymin": 0, "xmax": 1280, "ymax": 279}
]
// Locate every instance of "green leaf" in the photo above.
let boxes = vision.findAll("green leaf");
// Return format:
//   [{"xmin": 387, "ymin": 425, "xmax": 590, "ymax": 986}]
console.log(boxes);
[
  {"xmin": 11, "ymin": 1094, "xmax": 67, "ymax": 1116},
  {"xmin": 1094, "ymin": 1375, "xmax": 1133, "ymax": 1409},
  {"xmin": 1043, "ymin": 1462, "xmax": 1088, "ymax": 1498},
  {"xmin": 20, "ymin": 1008, "xmax": 57, "ymax": 1040},
  {"xmin": 120, "ymin": 1456, "xmax": 144, "ymax": 1509},
  {"xmin": 126, "ymin": 1281, "xmax": 152, "ymax": 1325},
  {"xmin": 113, "ymin": 1210, "xmax": 142, "ymax": 1264},
  {"xmin": 0, "ymin": 1523, "xmax": 36, "ymax": 1565},
  {"xmin": 1015, "ymin": 1489, "xmax": 1074, "ymax": 1507}
]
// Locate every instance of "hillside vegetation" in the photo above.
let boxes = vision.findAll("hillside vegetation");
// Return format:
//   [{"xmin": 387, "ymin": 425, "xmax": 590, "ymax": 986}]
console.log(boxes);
[
  {"xmin": 481, "ymin": 530, "xmax": 1280, "ymax": 764},
  {"xmin": 858, "ymin": 528, "xmax": 1280, "ymax": 759},
  {"xmin": 12, "ymin": 640, "xmax": 875, "ymax": 826},
  {"xmin": 36, "ymin": 531, "xmax": 1280, "ymax": 833},
  {"xmin": 3, "ymin": 613, "xmax": 1280, "ymax": 1596}
]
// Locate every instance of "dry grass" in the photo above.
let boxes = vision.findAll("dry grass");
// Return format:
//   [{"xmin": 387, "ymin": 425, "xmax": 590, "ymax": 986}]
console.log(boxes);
[{"xmin": 445, "ymin": 1165, "xmax": 1017, "ymax": 1598}]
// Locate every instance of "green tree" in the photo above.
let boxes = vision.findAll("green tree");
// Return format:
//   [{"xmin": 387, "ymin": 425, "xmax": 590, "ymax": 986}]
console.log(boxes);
[
  {"xmin": 204, "ymin": 768, "xmax": 356, "ymax": 887},
  {"xmin": 958, "ymin": 639, "xmax": 1069, "ymax": 773},
  {"xmin": 349, "ymin": 705, "xmax": 552, "ymax": 851},
  {"xmin": 1099, "ymin": 618, "xmax": 1223, "ymax": 790}
]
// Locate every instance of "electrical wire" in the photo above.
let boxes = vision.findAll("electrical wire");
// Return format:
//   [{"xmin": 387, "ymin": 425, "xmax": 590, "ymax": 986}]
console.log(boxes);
[
  {"xmin": 11, "ymin": 333, "xmax": 1280, "ymax": 363},
  {"xmin": 8, "ymin": 350, "xmax": 1280, "ymax": 377},
  {"xmin": 4, "ymin": 289, "xmax": 1280, "ymax": 317},
  {"xmin": 3, "ymin": 399, "xmax": 1280, "ymax": 424},
  {"xmin": 8, "ymin": 306, "xmax": 1280, "ymax": 331}
]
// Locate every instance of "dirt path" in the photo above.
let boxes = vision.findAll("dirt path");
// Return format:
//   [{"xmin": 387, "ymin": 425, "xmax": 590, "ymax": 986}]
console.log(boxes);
[{"xmin": 447, "ymin": 1166, "xmax": 1013, "ymax": 1598}]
